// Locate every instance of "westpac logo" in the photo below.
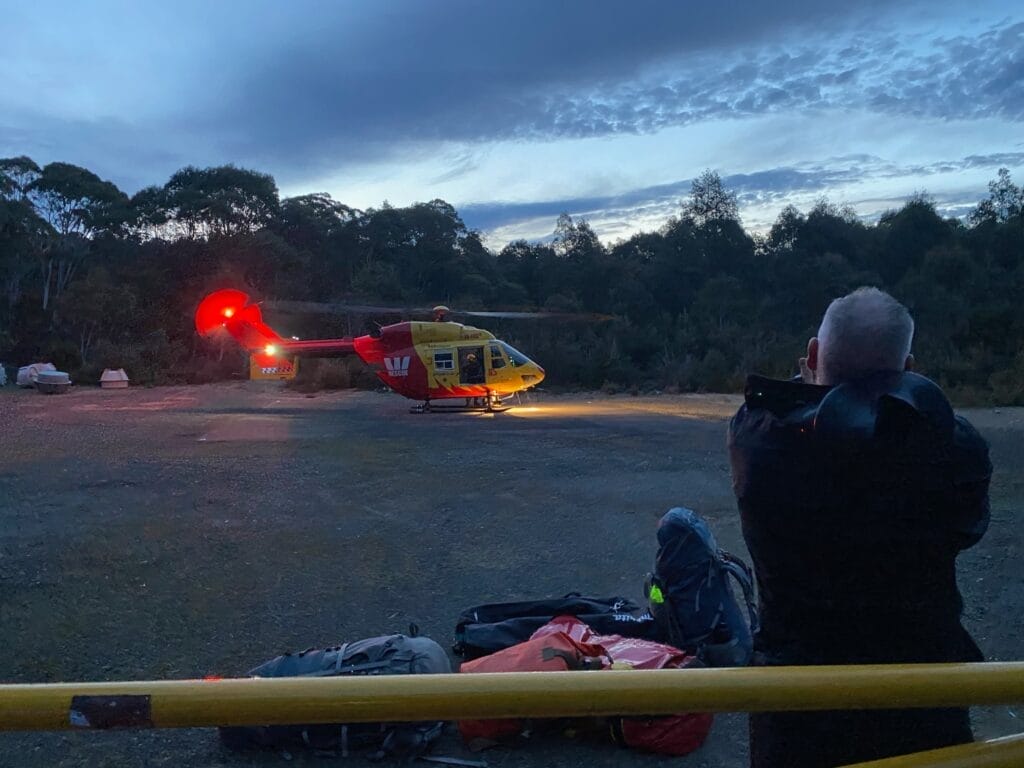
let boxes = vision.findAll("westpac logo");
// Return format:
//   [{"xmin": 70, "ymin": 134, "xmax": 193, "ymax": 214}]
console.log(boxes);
[{"xmin": 384, "ymin": 356, "xmax": 411, "ymax": 377}]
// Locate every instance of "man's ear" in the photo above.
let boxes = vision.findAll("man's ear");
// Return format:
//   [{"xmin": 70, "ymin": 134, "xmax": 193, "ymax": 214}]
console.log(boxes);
[
  {"xmin": 807, "ymin": 338, "xmax": 819, "ymax": 373},
  {"xmin": 905, "ymin": 354, "xmax": 915, "ymax": 371}
]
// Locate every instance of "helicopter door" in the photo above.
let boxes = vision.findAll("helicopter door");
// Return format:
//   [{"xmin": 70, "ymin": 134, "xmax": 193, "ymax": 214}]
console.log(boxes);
[{"xmin": 458, "ymin": 346, "xmax": 485, "ymax": 385}]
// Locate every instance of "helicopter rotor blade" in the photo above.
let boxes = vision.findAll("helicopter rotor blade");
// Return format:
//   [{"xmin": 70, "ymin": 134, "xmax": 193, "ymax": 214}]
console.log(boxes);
[
  {"xmin": 264, "ymin": 300, "xmax": 410, "ymax": 315},
  {"xmin": 264, "ymin": 299, "xmax": 613, "ymax": 322},
  {"xmin": 454, "ymin": 309, "xmax": 614, "ymax": 321}
]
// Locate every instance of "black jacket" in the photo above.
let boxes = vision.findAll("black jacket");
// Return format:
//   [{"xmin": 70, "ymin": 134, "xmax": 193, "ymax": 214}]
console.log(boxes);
[
  {"xmin": 729, "ymin": 371, "xmax": 992, "ymax": 767},
  {"xmin": 728, "ymin": 371, "xmax": 991, "ymax": 665}
]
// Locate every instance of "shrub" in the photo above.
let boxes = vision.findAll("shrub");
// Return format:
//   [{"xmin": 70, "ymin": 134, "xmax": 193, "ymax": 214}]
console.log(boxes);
[{"xmin": 286, "ymin": 358, "xmax": 371, "ymax": 392}]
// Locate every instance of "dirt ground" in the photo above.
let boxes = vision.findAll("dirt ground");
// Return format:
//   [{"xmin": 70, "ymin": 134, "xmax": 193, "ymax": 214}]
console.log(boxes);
[{"xmin": 0, "ymin": 383, "xmax": 1021, "ymax": 768}]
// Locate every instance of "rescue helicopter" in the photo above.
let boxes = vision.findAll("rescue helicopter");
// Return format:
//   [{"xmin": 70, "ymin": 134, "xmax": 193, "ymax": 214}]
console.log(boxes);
[{"xmin": 195, "ymin": 289, "xmax": 552, "ymax": 412}]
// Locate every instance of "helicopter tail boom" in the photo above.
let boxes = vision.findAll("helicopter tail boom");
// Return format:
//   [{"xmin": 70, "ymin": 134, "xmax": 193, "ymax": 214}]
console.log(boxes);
[{"xmin": 276, "ymin": 338, "xmax": 356, "ymax": 357}]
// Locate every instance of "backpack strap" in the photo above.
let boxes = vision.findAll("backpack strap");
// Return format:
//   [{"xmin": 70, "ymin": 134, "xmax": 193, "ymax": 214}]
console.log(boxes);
[
  {"xmin": 373, "ymin": 720, "xmax": 445, "ymax": 761},
  {"xmin": 292, "ymin": 643, "xmax": 394, "ymax": 677},
  {"xmin": 418, "ymin": 756, "xmax": 489, "ymax": 767},
  {"xmin": 718, "ymin": 551, "xmax": 759, "ymax": 635},
  {"xmin": 333, "ymin": 643, "xmax": 349, "ymax": 674},
  {"xmin": 336, "ymin": 659, "xmax": 394, "ymax": 675},
  {"xmin": 335, "ymin": 641, "xmax": 401, "ymax": 675}
]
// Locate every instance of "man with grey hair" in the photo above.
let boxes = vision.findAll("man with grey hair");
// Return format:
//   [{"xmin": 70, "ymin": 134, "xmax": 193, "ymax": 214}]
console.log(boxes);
[
  {"xmin": 728, "ymin": 286, "xmax": 991, "ymax": 768},
  {"xmin": 802, "ymin": 286, "xmax": 915, "ymax": 385}
]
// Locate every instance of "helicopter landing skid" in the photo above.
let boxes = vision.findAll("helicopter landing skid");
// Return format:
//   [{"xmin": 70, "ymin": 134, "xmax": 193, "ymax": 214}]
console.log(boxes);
[{"xmin": 410, "ymin": 396, "xmax": 509, "ymax": 414}]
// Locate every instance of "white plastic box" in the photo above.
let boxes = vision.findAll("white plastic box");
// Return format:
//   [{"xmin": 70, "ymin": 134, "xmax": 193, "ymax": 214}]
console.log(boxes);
[{"xmin": 100, "ymin": 368, "xmax": 130, "ymax": 389}]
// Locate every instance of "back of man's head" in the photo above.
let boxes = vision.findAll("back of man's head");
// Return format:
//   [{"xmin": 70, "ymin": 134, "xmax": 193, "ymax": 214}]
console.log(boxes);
[{"xmin": 816, "ymin": 287, "xmax": 914, "ymax": 385}]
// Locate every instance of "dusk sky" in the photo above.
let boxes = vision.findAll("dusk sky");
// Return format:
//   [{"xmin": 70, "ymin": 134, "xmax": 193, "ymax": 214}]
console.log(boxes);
[{"xmin": 3, "ymin": 1, "xmax": 1022, "ymax": 246}]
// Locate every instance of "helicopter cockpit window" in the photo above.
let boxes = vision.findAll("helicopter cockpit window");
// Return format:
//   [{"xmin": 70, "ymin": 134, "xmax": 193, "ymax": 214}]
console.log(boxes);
[
  {"xmin": 434, "ymin": 350, "xmax": 454, "ymax": 371},
  {"xmin": 489, "ymin": 344, "xmax": 506, "ymax": 369},
  {"xmin": 499, "ymin": 342, "xmax": 531, "ymax": 368}
]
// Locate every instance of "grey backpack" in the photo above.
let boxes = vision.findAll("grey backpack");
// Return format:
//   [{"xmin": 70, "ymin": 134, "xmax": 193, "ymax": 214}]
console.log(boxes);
[{"xmin": 219, "ymin": 633, "xmax": 451, "ymax": 759}]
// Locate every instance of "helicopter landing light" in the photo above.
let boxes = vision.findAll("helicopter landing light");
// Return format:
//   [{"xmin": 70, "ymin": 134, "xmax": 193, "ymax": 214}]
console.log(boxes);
[
  {"xmin": 223, "ymin": 308, "xmax": 235, "ymax": 318},
  {"xmin": 264, "ymin": 344, "xmax": 278, "ymax": 356}
]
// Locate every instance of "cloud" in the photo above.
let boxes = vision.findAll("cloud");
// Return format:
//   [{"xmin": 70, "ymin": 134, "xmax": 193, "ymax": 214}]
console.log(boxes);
[
  {"xmin": 4, "ymin": 1, "xmax": 1021, "ymax": 208},
  {"xmin": 534, "ymin": 21, "xmax": 1024, "ymax": 143},
  {"xmin": 462, "ymin": 151, "xmax": 1024, "ymax": 245},
  {"xmin": 428, "ymin": 152, "xmax": 481, "ymax": 185},
  {"xmin": 460, "ymin": 158, "xmax": 873, "ymax": 234},
  {"xmin": 202, "ymin": 0, "xmax": 936, "ymax": 177}
]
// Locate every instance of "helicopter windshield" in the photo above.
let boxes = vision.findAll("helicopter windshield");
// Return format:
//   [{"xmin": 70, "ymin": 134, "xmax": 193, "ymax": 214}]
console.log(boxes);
[{"xmin": 499, "ymin": 341, "xmax": 532, "ymax": 367}]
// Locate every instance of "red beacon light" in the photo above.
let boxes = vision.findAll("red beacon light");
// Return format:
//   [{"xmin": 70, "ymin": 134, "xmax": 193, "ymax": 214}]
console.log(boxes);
[{"xmin": 195, "ymin": 289, "xmax": 252, "ymax": 337}]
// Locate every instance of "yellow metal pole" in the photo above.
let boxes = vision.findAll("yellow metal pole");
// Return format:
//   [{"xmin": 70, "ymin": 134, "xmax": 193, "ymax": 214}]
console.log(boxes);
[
  {"xmin": 840, "ymin": 733, "xmax": 1024, "ymax": 768},
  {"xmin": 0, "ymin": 663, "xmax": 1022, "ymax": 731}
]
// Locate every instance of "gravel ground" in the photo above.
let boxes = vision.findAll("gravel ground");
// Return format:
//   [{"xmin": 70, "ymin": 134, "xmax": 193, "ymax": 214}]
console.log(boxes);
[{"xmin": 0, "ymin": 383, "xmax": 1020, "ymax": 768}]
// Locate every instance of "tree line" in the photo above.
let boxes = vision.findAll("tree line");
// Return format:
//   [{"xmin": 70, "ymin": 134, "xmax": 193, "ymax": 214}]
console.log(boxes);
[{"xmin": 1, "ymin": 158, "xmax": 1023, "ymax": 403}]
